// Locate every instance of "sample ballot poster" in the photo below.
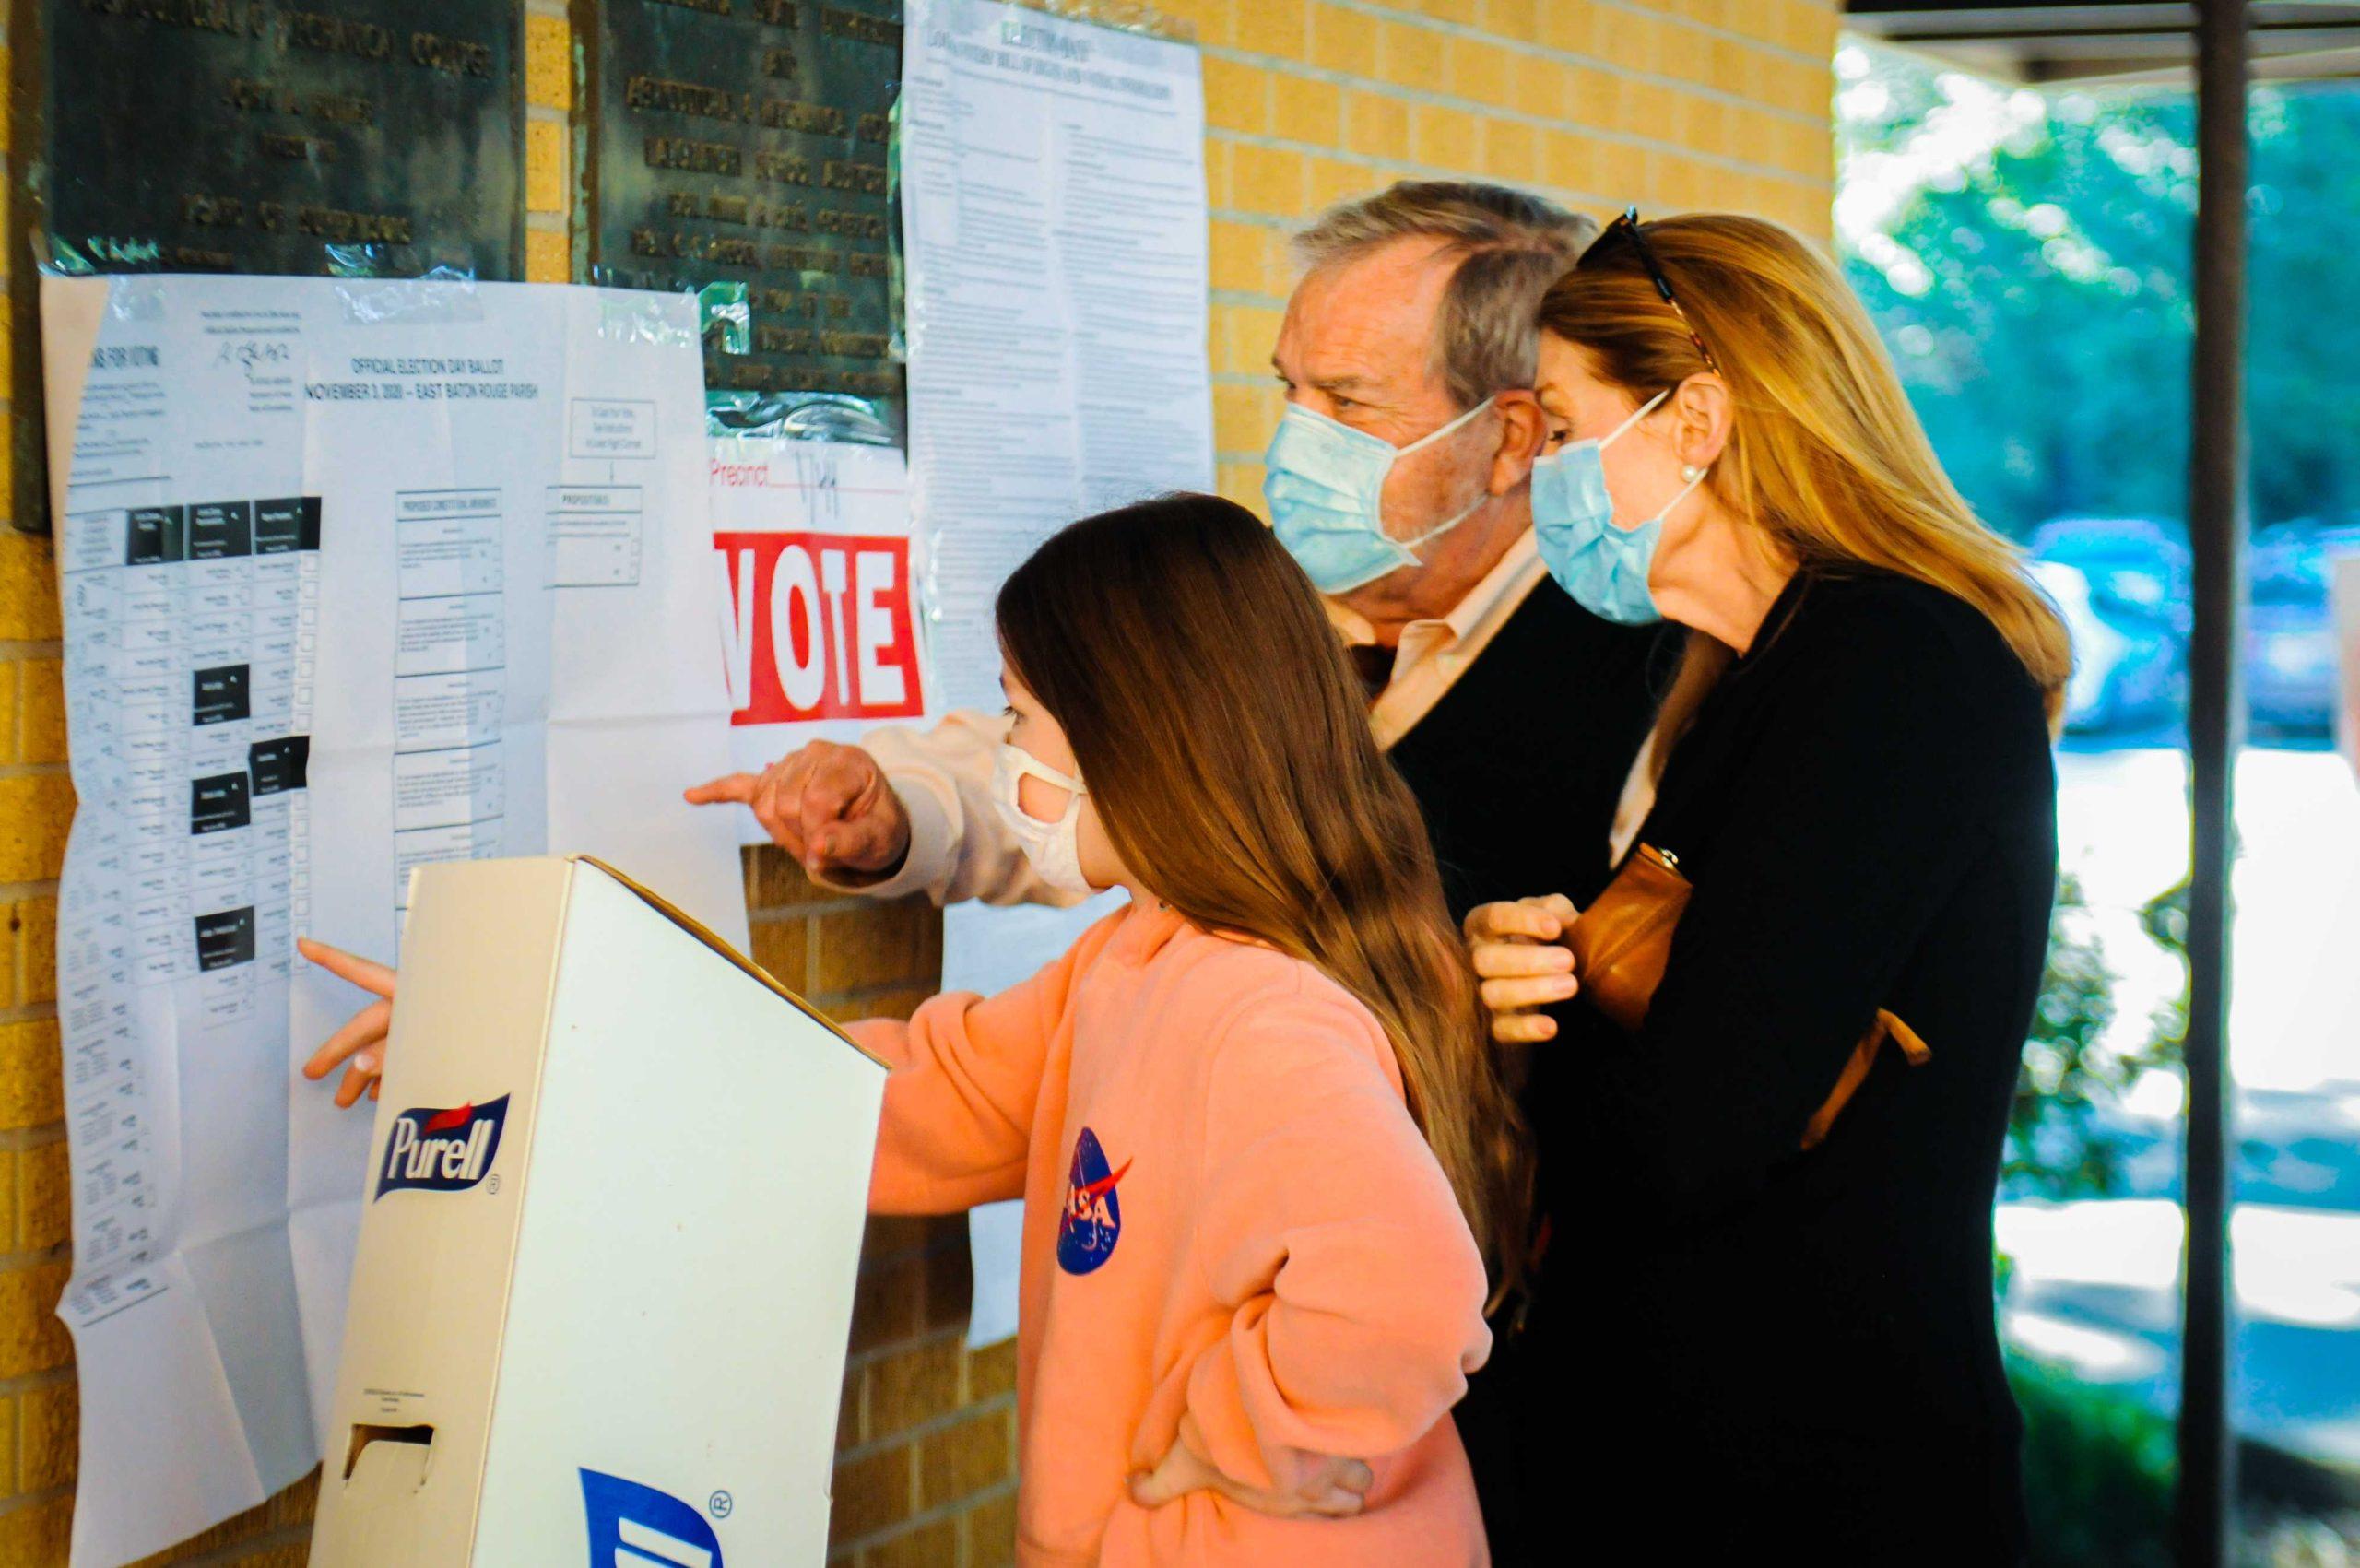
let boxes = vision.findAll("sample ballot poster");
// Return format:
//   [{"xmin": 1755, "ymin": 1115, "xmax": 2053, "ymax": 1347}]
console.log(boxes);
[
  {"xmin": 42, "ymin": 274, "xmax": 744, "ymax": 1568},
  {"xmin": 711, "ymin": 434, "xmax": 933, "ymax": 842},
  {"xmin": 901, "ymin": 0, "xmax": 1210, "ymax": 1346}
]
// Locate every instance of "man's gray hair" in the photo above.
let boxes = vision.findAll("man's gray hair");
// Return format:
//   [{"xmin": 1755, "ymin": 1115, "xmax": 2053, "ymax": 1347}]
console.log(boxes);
[{"xmin": 1293, "ymin": 181, "xmax": 1598, "ymax": 409}]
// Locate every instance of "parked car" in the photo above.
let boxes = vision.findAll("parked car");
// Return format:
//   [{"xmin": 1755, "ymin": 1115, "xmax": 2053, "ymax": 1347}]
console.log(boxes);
[
  {"xmin": 2246, "ymin": 521, "xmax": 2355, "ymax": 737},
  {"xmin": 2029, "ymin": 518, "xmax": 2191, "ymax": 734},
  {"xmin": 2028, "ymin": 560, "xmax": 2128, "ymax": 732}
]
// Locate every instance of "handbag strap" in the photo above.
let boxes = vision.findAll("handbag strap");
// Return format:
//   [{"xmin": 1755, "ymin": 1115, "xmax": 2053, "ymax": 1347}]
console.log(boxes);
[{"xmin": 1799, "ymin": 1008, "xmax": 1931, "ymax": 1150}]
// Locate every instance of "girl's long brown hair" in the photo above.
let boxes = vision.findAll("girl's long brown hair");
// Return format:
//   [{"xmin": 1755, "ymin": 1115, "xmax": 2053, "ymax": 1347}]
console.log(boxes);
[{"xmin": 997, "ymin": 495, "xmax": 1529, "ymax": 1288}]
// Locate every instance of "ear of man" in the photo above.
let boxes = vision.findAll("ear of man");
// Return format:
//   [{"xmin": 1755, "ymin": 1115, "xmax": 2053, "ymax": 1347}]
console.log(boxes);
[{"xmin": 1483, "ymin": 390, "xmax": 1550, "ymax": 495}]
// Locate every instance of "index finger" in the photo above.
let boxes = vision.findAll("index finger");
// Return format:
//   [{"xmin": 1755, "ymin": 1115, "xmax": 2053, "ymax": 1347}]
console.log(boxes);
[
  {"xmin": 1469, "ymin": 902, "xmax": 1564, "ymax": 943},
  {"xmin": 296, "ymin": 937, "xmax": 395, "ymax": 998},
  {"xmin": 682, "ymin": 772, "xmax": 761, "ymax": 806}
]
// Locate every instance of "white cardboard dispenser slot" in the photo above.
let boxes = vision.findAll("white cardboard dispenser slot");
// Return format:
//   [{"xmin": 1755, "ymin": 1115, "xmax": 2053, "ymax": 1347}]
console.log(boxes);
[{"xmin": 310, "ymin": 856, "xmax": 885, "ymax": 1566}]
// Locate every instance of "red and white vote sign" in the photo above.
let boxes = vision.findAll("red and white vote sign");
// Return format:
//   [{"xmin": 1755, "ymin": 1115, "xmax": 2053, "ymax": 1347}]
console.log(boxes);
[
  {"xmin": 709, "ymin": 438, "xmax": 932, "ymax": 840},
  {"xmin": 716, "ymin": 531, "xmax": 923, "ymax": 725}
]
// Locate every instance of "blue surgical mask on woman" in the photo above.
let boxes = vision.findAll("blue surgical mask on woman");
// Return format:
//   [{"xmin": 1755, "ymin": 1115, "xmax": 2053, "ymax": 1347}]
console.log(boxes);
[
  {"xmin": 1531, "ymin": 390, "xmax": 1707, "ymax": 625},
  {"xmin": 1263, "ymin": 400, "xmax": 1493, "ymax": 594}
]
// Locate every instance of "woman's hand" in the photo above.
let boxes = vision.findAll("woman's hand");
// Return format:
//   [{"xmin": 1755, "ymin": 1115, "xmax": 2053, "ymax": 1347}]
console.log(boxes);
[
  {"xmin": 297, "ymin": 938, "xmax": 396, "ymax": 1108},
  {"xmin": 1464, "ymin": 895, "xmax": 1580, "ymax": 1044},
  {"xmin": 1127, "ymin": 1416, "xmax": 1373, "ymax": 1519}
]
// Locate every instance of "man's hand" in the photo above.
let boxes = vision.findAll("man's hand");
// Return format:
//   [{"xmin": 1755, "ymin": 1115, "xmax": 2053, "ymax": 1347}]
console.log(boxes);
[
  {"xmin": 1127, "ymin": 1417, "xmax": 1374, "ymax": 1519},
  {"xmin": 1463, "ymin": 894, "xmax": 1580, "ymax": 1044},
  {"xmin": 685, "ymin": 741, "xmax": 913, "ymax": 881},
  {"xmin": 297, "ymin": 938, "xmax": 396, "ymax": 1108}
]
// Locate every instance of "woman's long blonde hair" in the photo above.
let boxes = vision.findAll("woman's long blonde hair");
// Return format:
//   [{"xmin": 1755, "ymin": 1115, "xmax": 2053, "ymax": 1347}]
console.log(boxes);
[
  {"xmin": 1539, "ymin": 213, "xmax": 2071, "ymax": 727},
  {"xmin": 997, "ymin": 496, "xmax": 1529, "ymax": 1289}
]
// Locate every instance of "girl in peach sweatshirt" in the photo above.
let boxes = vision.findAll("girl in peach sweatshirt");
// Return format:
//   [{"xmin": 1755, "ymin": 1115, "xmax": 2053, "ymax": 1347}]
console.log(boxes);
[
  {"xmin": 298, "ymin": 495, "xmax": 1524, "ymax": 1566},
  {"xmin": 844, "ymin": 496, "xmax": 1523, "ymax": 1565}
]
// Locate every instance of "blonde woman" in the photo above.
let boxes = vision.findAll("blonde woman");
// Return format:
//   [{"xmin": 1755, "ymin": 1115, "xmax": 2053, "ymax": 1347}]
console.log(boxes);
[{"xmin": 1466, "ymin": 212, "xmax": 2067, "ymax": 1562}]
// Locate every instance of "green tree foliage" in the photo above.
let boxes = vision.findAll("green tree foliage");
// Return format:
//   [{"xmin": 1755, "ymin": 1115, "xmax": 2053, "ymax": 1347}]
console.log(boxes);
[
  {"xmin": 1837, "ymin": 48, "xmax": 2360, "ymax": 536},
  {"xmin": 2011, "ymin": 875, "xmax": 2182, "ymax": 1197}
]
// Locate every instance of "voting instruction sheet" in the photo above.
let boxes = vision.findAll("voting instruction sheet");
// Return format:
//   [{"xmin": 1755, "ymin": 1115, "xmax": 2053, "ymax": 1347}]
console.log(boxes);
[
  {"xmin": 43, "ymin": 274, "xmax": 743, "ymax": 1568},
  {"xmin": 901, "ymin": 0, "xmax": 1211, "ymax": 1347},
  {"xmin": 901, "ymin": 0, "xmax": 1214, "ymax": 717}
]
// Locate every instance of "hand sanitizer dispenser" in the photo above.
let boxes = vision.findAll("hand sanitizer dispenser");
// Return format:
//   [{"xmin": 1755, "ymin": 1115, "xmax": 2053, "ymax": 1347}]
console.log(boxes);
[{"xmin": 311, "ymin": 856, "xmax": 884, "ymax": 1565}]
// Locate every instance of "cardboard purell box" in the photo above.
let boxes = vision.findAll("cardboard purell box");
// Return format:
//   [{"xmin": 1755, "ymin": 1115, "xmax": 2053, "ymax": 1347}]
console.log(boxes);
[{"xmin": 310, "ymin": 856, "xmax": 886, "ymax": 1567}]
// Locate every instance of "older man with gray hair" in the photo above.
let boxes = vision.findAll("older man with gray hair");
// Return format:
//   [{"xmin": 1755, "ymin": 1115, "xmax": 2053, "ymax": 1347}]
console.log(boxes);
[
  {"xmin": 691, "ymin": 180, "xmax": 1672, "ymax": 922},
  {"xmin": 688, "ymin": 181, "xmax": 1677, "ymax": 1554}
]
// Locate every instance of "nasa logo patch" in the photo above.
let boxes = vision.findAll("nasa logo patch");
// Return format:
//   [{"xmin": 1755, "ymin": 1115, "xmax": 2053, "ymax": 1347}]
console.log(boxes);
[{"xmin": 1056, "ymin": 1126, "xmax": 1129, "ymax": 1276}]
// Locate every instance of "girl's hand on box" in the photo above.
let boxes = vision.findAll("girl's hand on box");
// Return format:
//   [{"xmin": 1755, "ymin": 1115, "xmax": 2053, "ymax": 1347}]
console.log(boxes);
[{"xmin": 297, "ymin": 937, "xmax": 396, "ymax": 1108}]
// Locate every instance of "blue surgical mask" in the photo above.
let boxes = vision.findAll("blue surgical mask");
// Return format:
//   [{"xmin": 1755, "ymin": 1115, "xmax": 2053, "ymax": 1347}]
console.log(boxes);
[
  {"xmin": 1263, "ymin": 400, "xmax": 1493, "ymax": 594},
  {"xmin": 1531, "ymin": 391, "xmax": 1705, "ymax": 625}
]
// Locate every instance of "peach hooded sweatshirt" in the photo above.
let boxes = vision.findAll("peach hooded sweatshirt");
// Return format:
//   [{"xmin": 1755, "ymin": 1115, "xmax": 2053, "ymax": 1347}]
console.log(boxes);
[{"xmin": 850, "ymin": 901, "xmax": 1493, "ymax": 1567}]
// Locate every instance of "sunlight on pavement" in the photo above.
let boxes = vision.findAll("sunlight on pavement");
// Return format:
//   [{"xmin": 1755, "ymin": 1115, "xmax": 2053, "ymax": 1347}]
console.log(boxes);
[
  {"xmin": 2057, "ymin": 748, "xmax": 2360, "ymax": 1095},
  {"xmin": 1998, "ymin": 1200, "xmax": 2360, "ymax": 1462},
  {"xmin": 2000, "ymin": 1201, "xmax": 2360, "ymax": 1337},
  {"xmin": 2005, "ymin": 1310, "xmax": 2170, "ymax": 1383}
]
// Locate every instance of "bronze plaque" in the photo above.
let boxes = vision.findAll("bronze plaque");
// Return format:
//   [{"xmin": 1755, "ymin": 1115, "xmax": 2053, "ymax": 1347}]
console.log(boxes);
[
  {"xmin": 582, "ymin": 0, "xmax": 902, "ymax": 416},
  {"xmin": 29, "ymin": 1, "xmax": 524, "ymax": 277},
  {"xmin": 7, "ymin": 1, "xmax": 525, "ymax": 529}
]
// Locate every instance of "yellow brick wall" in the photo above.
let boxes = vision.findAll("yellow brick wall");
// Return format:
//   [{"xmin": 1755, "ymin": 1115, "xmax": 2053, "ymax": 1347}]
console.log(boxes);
[
  {"xmin": 0, "ymin": 0, "xmax": 1835, "ymax": 1562},
  {"xmin": 1176, "ymin": 0, "xmax": 1840, "ymax": 513}
]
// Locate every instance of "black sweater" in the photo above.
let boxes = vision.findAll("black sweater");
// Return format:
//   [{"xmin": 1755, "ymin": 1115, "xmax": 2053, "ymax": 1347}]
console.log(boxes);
[
  {"xmin": 1387, "ymin": 575, "xmax": 1680, "ymax": 920},
  {"xmin": 1376, "ymin": 575, "xmax": 1677, "ymax": 1555},
  {"xmin": 1508, "ymin": 571, "xmax": 2057, "ymax": 1563}
]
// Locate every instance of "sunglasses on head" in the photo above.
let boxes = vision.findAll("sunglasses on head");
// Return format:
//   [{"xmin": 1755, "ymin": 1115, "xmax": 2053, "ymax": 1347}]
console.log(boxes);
[{"xmin": 1584, "ymin": 206, "xmax": 1721, "ymax": 376}]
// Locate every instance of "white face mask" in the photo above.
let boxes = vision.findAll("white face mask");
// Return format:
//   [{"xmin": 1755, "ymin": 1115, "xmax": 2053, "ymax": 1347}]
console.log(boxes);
[{"xmin": 991, "ymin": 743, "xmax": 1095, "ymax": 896}]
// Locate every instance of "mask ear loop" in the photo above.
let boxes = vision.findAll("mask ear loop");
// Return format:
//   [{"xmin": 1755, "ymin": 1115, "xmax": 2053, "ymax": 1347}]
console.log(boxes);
[
  {"xmin": 1647, "ymin": 465, "xmax": 1710, "ymax": 527},
  {"xmin": 1597, "ymin": 388, "xmax": 1670, "ymax": 451},
  {"xmin": 996, "ymin": 743, "xmax": 1088, "ymax": 833},
  {"xmin": 1398, "ymin": 492, "xmax": 1489, "ymax": 550},
  {"xmin": 1013, "ymin": 753, "xmax": 1085, "ymax": 796},
  {"xmin": 1392, "ymin": 395, "xmax": 1496, "ymax": 460},
  {"xmin": 1392, "ymin": 397, "xmax": 1504, "ymax": 553},
  {"xmin": 1599, "ymin": 389, "xmax": 1707, "ymax": 534}
]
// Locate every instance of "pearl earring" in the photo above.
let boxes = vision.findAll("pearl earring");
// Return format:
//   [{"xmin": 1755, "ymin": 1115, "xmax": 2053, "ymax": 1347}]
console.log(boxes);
[{"xmin": 1682, "ymin": 464, "xmax": 1705, "ymax": 483}]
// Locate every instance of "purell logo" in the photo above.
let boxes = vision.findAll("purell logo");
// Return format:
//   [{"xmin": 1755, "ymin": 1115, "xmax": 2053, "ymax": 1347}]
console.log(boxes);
[{"xmin": 373, "ymin": 1095, "xmax": 509, "ymax": 1200}]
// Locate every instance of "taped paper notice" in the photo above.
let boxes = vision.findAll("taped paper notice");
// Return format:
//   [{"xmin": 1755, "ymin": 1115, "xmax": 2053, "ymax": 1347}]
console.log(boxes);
[{"xmin": 48, "ymin": 274, "xmax": 741, "ymax": 1568}]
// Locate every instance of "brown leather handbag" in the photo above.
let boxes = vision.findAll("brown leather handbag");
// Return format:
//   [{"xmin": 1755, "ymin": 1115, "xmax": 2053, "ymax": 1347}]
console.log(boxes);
[{"xmin": 1563, "ymin": 843, "xmax": 1930, "ymax": 1150}]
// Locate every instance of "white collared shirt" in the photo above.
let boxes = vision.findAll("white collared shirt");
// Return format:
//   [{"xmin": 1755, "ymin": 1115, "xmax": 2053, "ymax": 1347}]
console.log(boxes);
[{"xmin": 1325, "ymin": 528, "xmax": 1551, "ymax": 749}]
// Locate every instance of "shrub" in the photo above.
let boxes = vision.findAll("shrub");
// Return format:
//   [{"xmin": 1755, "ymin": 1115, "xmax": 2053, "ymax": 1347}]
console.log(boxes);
[{"xmin": 2011, "ymin": 1352, "xmax": 2177, "ymax": 1567}]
